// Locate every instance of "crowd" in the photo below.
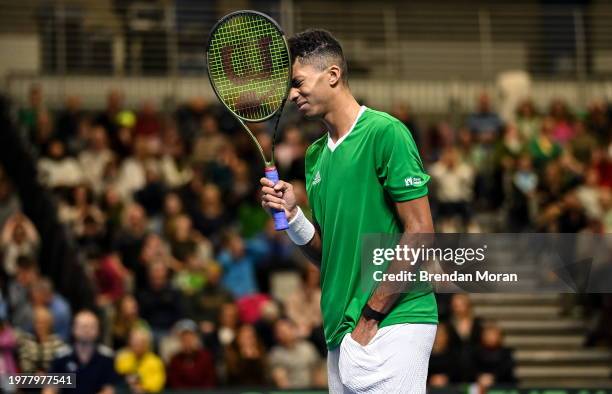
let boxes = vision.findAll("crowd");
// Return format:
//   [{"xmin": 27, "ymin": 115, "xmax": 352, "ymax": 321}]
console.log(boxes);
[{"xmin": 0, "ymin": 84, "xmax": 610, "ymax": 392}]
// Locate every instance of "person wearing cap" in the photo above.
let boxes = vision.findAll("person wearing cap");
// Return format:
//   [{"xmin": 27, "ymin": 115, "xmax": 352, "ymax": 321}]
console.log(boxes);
[{"xmin": 166, "ymin": 319, "xmax": 216, "ymax": 389}]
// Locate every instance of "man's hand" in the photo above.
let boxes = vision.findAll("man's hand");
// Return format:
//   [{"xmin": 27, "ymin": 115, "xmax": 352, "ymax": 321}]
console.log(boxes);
[
  {"xmin": 260, "ymin": 178, "xmax": 298, "ymax": 220},
  {"xmin": 350, "ymin": 316, "xmax": 378, "ymax": 346}
]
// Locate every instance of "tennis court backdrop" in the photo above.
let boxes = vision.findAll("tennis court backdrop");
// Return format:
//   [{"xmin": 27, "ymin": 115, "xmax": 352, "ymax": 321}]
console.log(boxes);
[{"xmin": 2, "ymin": 0, "xmax": 612, "ymax": 112}]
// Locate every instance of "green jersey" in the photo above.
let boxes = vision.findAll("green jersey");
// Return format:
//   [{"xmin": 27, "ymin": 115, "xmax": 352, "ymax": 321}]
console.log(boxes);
[{"xmin": 305, "ymin": 106, "xmax": 438, "ymax": 349}]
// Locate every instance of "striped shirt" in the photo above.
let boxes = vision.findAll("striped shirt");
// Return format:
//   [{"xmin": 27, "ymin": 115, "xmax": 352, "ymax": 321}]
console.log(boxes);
[{"xmin": 16, "ymin": 330, "xmax": 65, "ymax": 373}]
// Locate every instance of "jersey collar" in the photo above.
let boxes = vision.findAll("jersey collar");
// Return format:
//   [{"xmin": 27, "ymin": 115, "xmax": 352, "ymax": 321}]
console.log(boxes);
[{"xmin": 327, "ymin": 105, "xmax": 367, "ymax": 152}]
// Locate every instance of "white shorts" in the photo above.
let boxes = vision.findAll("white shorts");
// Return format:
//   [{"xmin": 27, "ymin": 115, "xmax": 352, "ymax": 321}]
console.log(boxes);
[{"xmin": 327, "ymin": 323, "xmax": 437, "ymax": 394}]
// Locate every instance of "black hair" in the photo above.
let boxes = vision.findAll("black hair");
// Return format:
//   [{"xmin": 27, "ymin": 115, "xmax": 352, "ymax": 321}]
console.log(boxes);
[{"xmin": 288, "ymin": 29, "xmax": 348, "ymax": 83}]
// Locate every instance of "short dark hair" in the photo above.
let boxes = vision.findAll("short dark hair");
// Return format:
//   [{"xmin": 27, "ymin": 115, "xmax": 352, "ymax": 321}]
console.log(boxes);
[{"xmin": 288, "ymin": 29, "xmax": 348, "ymax": 83}]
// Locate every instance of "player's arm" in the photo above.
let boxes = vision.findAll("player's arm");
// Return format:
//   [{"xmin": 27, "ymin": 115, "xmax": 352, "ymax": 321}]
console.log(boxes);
[
  {"xmin": 367, "ymin": 196, "xmax": 434, "ymax": 312},
  {"xmin": 260, "ymin": 178, "xmax": 322, "ymax": 266},
  {"xmin": 352, "ymin": 195, "xmax": 434, "ymax": 345}
]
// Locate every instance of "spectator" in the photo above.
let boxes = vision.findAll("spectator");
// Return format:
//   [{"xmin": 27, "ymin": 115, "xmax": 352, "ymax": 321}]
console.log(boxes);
[
  {"xmin": 7, "ymin": 256, "xmax": 39, "ymax": 330},
  {"xmin": 33, "ymin": 108, "xmax": 55, "ymax": 153},
  {"xmin": 101, "ymin": 186, "xmax": 125, "ymax": 235},
  {"xmin": 601, "ymin": 188, "xmax": 612, "ymax": 233},
  {"xmin": 75, "ymin": 209, "xmax": 107, "ymax": 260},
  {"xmin": 529, "ymin": 117, "xmax": 563, "ymax": 171},
  {"xmin": 466, "ymin": 92, "xmax": 504, "ymax": 141},
  {"xmin": 113, "ymin": 203, "xmax": 148, "ymax": 283},
  {"xmin": 0, "ymin": 168, "xmax": 20, "ymax": 231},
  {"xmin": 447, "ymin": 294, "xmax": 482, "ymax": 382},
  {"xmin": 448, "ymin": 294, "xmax": 483, "ymax": 345},
  {"xmin": 175, "ymin": 96, "xmax": 208, "ymax": 143},
  {"xmin": 254, "ymin": 299, "xmax": 281, "ymax": 351},
  {"xmin": 134, "ymin": 165, "xmax": 167, "ymax": 218},
  {"xmin": 192, "ymin": 113, "xmax": 228, "ymax": 165},
  {"xmin": 576, "ymin": 168, "xmax": 604, "ymax": 220},
  {"xmin": 237, "ymin": 189, "xmax": 274, "ymax": 241},
  {"xmin": 115, "ymin": 328, "xmax": 165, "ymax": 393},
  {"xmin": 284, "ymin": 264, "xmax": 324, "ymax": 353},
  {"xmin": 205, "ymin": 141, "xmax": 239, "ymax": 196},
  {"xmin": 549, "ymin": 98, "xmax": 575, "ymax": 145},
  {"xmin": 185, "ymin": 263, "xmax": 233, "ymax": 331},
  {"xmin": 192, "ymin": 183, "xmax": 230, "ymax": 240},
  {"xmin": 515, "ymin": 99, "xmax": 541, "ymax": 141},
  {"xmin": 494, "ymin": 123, "xmax": 524, "ymax": 170},
  {"xmin": 167, "ymin": 214, "xmax": 212, "ymax": 264},
  {"xmin": 507, "ymin": 154, "xmax": 538, "ymax": 231},
  {"xmin": 112, "ymin": 295, "xmax": 149, "ymax": 350},
  {"xmin": 204, "ymin": 302, "xmax": 240, "ymax": 358},
  {"xmin": 392, "ymin": 102, "xmax": 422, "ymax": 151},
  {"xmin": 217, "ymin": 230, "xmax": 267, "ymax": 299},
  {"xmin": 1, "ymin": 213, "xmax": 39, "ymax": 277},
  {"xmin": 250, "ymin": 218, "xmax": 296, "ymax": 293},
  {"xmin": 159, "ymin": 127, "xmax": 193, "ymax": 189},
  {"xmin": 428, "ymin": 323, "xmax": 462, "ymax": 387},
  {"xmin": 116, "ymin": 136, "xmax": 158, "ymax": 200},
  {"xmin": 269, "ymin": 318, "xmax": 320, "ymax": 388},
  {"xmin": 92, "ymin": 253, "xmax": 127, "ymax": 308},
  {"xmin": 473, "ymin": 322, "xmax": 516, "ymax": 388},
  {"xmin": 57, "ymin": 184, "xmax": 93, "ymax": 226},
  {"xmin": 16, "ymin": 306, "xmax": 65, "ymax": 373},
  {"xmin": 224, "ymin": 324, "xmax": 268, "ymax": 386},
  {"xmin": 591, "ymin": 148, "xmax": 612, "ymax": 189},
  {"xmin": 568, "ymin": 120, "xmax": 597, "ymax": 165},
  {"xmin": 276, "ymin": 126, "xmax": 308, "ymax": 182},
  {"xmin": 172, "ymin": 254, "xmax": 207, "ymax": 297},
  {"xmin": 586, "ymin": 99, "xmax": 611, "ymax": 144},
  {"xmin": 455, "ymin": 127, "xmax": 490, "ymax": 180},
  {"xmin": 79, "ymin": 124, "xmax": 115, "ymax": 195},
  {"xmin": 429, "ymin": 147, "xmax": 476, "ymax": 231},
  {"xmin": 55, "ymin": 95, "xmax": 84, "ymax": 150},
  {"xmin": 96, "ymin": 89, "xmax": 126, "ymax": 150},
  {"xmin": 26, "ymin": 277, "xmax": 72, "ymax": 341},
  {"xmin": 18, "ymin": 84, "xmax": 45, "ymax": 139},
  {"xmin": 161, "ymin": 192, "xmax": 184, "ymax": 239},
  {"xmin": 166, "ymin": 319, "xmax": 216, "ymax": 389},
  {"xmin": 227, "ymin": 159, "xmax": 255, "ymax": 210},
  {"xmin": 556, "ymin": 190, "xmax": 588, "ymax": 233},
  {"xmin": 0, "ymin": 301, "xmax": 18, "ymax": 390},
  {"xmin": 38, "ymin": 140, "xmax": 85, "ymax": 188},
  {"xmin": 137, "ymin": 261, "xmax": 185, "ymax": 340},
  {"xmin": 133, "ymin": 100, "xmax": 162, "ymax": 138},
  {"xmin": 44, "ymin": 310, "xmax": 121, "ymax": 394}
]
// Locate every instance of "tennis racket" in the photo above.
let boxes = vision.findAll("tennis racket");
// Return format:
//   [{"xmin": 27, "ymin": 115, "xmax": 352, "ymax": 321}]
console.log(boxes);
[{"xmin": 206, "ymin": 10, "xmax": 291, "ymax": 231}]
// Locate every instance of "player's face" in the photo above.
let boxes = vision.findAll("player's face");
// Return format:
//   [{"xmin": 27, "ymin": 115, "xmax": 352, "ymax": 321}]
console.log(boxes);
[{"xmin": 289, "ymin": 60, "xmax": 331, "ymax": 118}]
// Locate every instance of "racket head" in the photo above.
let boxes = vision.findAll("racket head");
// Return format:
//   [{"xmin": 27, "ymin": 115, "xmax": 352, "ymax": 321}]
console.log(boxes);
[{"xmin": 206, "ymin": 10, "xmax": 291, "ymax": 123}]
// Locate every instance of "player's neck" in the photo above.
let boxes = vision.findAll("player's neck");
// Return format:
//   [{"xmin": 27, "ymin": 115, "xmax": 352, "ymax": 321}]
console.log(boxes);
[{"xmin": 323, "ymin": 93, "xmax": 361, "ymax": 143}]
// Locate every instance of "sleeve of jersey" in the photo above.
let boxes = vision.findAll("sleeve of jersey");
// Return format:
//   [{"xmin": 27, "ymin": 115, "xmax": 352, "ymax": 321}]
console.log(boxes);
[{"xmin": 376, "ymin": 122, "xmax": 430, "ymax": 202}]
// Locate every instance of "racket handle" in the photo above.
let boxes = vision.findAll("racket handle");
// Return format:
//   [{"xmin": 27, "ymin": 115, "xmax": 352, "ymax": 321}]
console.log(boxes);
[{"xmin": 265, "ymin": 166, "xmax": 289, "ymax": 231}]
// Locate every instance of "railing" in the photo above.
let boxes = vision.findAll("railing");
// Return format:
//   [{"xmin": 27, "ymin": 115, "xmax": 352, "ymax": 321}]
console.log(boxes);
[{"xmin": 1, "ymin": 0, "xmax": 612, "ymax": 112}]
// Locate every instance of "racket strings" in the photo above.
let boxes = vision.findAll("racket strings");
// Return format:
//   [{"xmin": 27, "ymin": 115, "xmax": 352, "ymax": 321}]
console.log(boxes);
[{"xmin": 207, "ymin": 13, "xmax": 290, "ymax": 122}]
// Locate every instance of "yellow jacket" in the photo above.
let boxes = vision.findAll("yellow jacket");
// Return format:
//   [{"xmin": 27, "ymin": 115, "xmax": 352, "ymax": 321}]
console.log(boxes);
[{"xmin": 115, "ymin": 350, "xmax": 166, "ymax": 393}]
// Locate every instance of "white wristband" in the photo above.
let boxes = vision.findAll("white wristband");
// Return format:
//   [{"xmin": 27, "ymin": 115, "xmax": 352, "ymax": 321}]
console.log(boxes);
[{"xmin": 286, "ymin": 206, "xmax": 315, "ymax": 246}]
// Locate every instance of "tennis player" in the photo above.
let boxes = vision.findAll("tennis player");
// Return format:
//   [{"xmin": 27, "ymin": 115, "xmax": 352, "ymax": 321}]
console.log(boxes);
[{"xmin": 261, "ymin": 30, "xmax": 438, "ymax": 393}]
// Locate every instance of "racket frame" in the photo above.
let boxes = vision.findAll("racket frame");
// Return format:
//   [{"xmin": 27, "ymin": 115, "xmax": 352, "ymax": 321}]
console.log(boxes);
[{"xmin": 205, "ymin": 10, "xmax": 291, "ymax": 230}]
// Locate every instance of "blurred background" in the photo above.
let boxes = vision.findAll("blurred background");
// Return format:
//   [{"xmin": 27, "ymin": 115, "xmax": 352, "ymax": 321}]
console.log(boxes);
[{"xmin": 0, "ymin": 0, "xmax": 610, "ymax": 393}]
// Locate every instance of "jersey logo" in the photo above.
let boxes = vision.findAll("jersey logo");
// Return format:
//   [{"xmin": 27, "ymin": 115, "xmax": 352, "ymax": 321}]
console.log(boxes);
[
  {"xmin": 312, "ymin": 171, "xmax": 321, "ymax": 186},
  {"xmin": 405, "ymin": 176, "xmax": 423, "ymax": 187}
]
